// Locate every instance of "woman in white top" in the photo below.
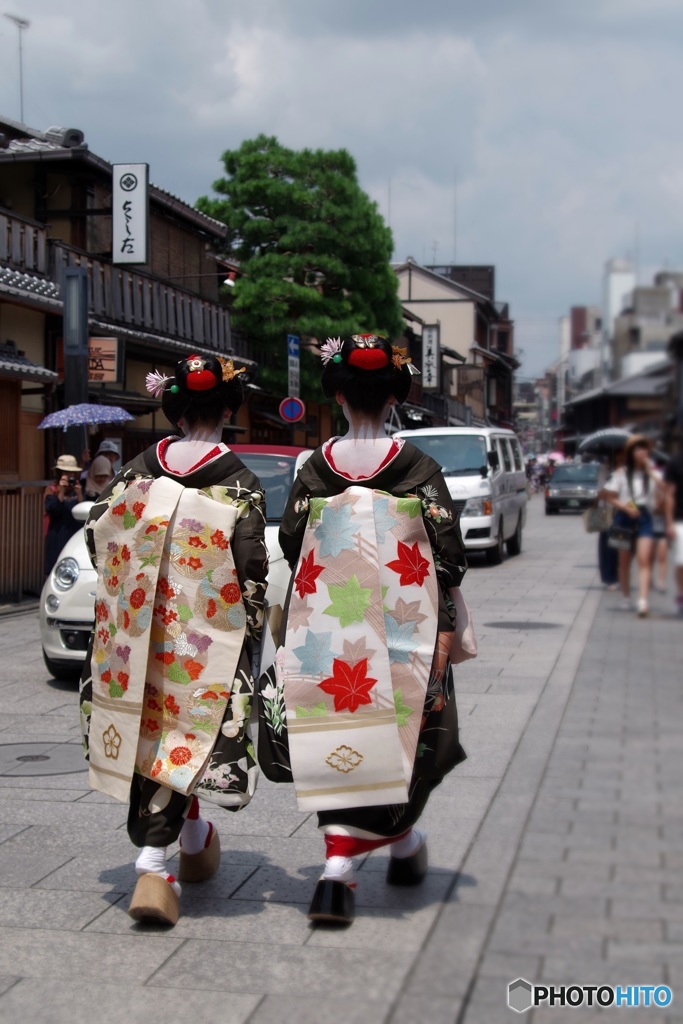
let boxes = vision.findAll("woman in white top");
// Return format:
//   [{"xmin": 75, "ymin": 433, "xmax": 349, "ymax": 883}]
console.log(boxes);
[{"xmin": 604, "ymin": 435, "xmax": 665, "ymax": 616}]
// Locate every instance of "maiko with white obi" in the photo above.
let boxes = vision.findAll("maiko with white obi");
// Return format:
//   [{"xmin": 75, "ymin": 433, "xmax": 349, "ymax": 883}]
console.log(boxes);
[
  {"xmin": 259, "ymin": 333, "xmax": 469, "ymax": 925},
  {"xmin": 79, "ymin": 354, "xmax": 268, "ymax": 926}
]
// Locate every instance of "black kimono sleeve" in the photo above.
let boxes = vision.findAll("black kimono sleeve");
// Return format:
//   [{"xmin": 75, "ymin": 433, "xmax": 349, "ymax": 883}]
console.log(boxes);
[
  {"xmin": 279, "ymin": 473, "xmax": 313, "ymax": 570},
  {"xmin": 410, "ymin": 470, "xmax": 468, "ymax": 633},
  {"xmin": 230, "ymin": 493, "xmax": 268, "ymax": 646}
]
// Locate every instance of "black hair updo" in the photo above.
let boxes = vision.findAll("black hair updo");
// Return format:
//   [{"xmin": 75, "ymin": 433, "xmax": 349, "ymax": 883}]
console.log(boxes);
[
  {"xmin": 320, "ymin": 334, "xmax": 412, "ymax": 415},
  {"xmin": 161, "ymin": 354, "xmax": 245, "ymax": 429}
]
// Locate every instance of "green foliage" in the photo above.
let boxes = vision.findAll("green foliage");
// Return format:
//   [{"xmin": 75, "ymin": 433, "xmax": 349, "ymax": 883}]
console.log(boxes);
[{"xmin": 197, "ymin": 135, "xmax": 403, "ymax": 400}]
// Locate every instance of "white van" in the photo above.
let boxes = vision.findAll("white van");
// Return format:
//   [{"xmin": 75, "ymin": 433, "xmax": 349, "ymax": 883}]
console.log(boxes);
[{"xmin": 394, "ymin": 426, "xmax": 528, "ymax": 564}]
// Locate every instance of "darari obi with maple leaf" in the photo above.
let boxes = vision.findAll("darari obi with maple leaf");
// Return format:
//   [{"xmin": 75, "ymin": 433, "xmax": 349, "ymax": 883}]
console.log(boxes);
[{"xmin": 260, "ymin": 334, "xmax": 468, "ymax": 926}]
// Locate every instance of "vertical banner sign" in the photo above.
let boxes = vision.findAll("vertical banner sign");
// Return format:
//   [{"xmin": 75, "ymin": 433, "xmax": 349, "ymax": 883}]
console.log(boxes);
[
  {"xmin": 422, "ymin": 324, "xmax": 440, "ymax": 390},
  {"xmin": 287, "ymin": 333, "xmax": 300, "ymax": 398},
  {"xmin": 112, "ymin": 164, "xmax": 149, "ymax": 265}
]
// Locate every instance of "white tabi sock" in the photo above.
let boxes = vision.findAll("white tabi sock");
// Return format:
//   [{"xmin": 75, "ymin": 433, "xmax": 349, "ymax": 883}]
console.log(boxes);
[
  {"xmin": 180, "ymin": 815, "xmax": 210, "ymax": 855},
  {"xmin": 322, "ymin": 855, "xmax": 354, "ymax": 883},
  {"xmin": 390, "ymin": 828, "xmax": 427, "ymax": 859},
  {"xmin": 134, "ymin": 845, "xmax": 181, "ymax": 897}
]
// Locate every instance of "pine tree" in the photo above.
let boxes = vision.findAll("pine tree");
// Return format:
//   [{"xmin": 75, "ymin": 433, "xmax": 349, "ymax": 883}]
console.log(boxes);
[{"xmin": 197, "ymin": 135, "xmax": 403, "ymax": 399}]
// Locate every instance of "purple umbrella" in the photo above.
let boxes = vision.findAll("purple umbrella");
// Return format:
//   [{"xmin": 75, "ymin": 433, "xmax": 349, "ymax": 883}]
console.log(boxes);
[{"xmin": 38, "ymin": 403, "xmax": 135, "ymax": 432}]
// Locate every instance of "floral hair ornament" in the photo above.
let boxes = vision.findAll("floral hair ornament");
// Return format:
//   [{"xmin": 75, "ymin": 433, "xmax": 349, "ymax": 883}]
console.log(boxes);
[
  {"xmin": 392, "ymin": 345, "xmax": 421, "ymax": 376},
  {"xmin": 218, "ymin": 357, "xmax": 246, "ymax": 383},
  {"xmin": 320, "ymin": 336, "xmax": 343, "ymax": 365},
  {"xmin": 145, "ymin": 369, "xmax": 173, "ymax": 398}
]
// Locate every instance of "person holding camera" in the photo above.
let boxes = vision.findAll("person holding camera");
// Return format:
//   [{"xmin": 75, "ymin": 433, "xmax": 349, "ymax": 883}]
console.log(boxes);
[{"xmin": 43, "ymin": 454, "xmax": 84, "ymax": 576}]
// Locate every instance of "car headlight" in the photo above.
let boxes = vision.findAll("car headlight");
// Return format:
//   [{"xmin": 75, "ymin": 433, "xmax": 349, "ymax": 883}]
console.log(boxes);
[
  {"xmin": 548, "ymin": 488, "xmax": 560, "ymax": 497},
  {"xmin": 462, "ymin": 497, "xmax": 492, "ymax": 516},
  {"xmin": 53, "ymin": 557, "xmax": 80, "ymax": 591}
]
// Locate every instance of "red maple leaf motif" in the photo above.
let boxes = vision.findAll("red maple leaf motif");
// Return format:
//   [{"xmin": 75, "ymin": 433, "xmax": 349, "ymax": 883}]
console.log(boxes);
[
  {"xmin": 294, "ymin": 550, "xmax": 325, "ymax": 600},
  {"xmin": 386, "ymin": 540, "xmax": 430, "ymax": 587},
  {"xmin": 318, "ymin": 658, "xmax": 377, "ymax": 713}
]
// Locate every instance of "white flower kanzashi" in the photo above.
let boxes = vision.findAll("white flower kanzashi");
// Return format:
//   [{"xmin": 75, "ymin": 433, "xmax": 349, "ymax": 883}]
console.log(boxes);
[
  {"xmin": 319, "ymin": 337, "xmax": 343, "ymax": 365},
  {"xmin": 145, "ymin": 370, "xmax": 172, "ymax": 398}
]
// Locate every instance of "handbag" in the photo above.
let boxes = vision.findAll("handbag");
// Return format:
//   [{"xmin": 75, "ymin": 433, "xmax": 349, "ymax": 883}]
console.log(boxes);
[
  {"xmin": 607, "ymin": 520, "xmax": 637, "ymax": 551},
  {"xmin": 582, "ymin": 502, "xmax": 612, "ymax": 534},
  {"xmin": 449, "ymin": 587, "xmax": 478, "ymax": 664}
]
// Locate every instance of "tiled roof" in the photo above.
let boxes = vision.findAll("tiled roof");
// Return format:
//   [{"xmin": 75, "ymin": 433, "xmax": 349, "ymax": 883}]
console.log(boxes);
[
  {"xmin": 89, "ymin": 320, "xmax": 257, "ymax": 370},
  {"xmin": 6, "ymin": 136, "xmax": 59, "ymax": 154},
  {"xmin": 0, "ymin": 118, "xmax": 227, "ymax": 237},
  {"xmin": 0, "ymin": 266, "xmax": 61, "ymax": 310},
  {"xmin": 0, "ymin": 342, "xmax": 58, "ymax": 382}
]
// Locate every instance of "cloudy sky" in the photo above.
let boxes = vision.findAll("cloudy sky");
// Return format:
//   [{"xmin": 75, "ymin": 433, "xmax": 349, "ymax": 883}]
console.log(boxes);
[{"xmin": 1, "ymin": 0, "xmax": 682, "ymax": 376}]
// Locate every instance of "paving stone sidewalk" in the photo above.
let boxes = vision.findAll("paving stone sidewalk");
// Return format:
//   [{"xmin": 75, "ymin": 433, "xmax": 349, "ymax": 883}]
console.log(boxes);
[
  {"xmin": 0, "ymin": 498, "xmax": 679, "ymax": 1024},
  {"xmin": 454, "ymin": 542, "xmax": 683, "ymax": 1023}
]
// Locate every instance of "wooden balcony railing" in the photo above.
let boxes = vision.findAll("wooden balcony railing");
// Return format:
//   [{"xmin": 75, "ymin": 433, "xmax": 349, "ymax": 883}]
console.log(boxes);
[
  {"xmin": 0, "ymin": 481, "xmax": 49, "ymax": 602},
  {"xmin": 51, "ymin": 243, "xmax": 236, "ymax": 354},
  {"xmin": 0, "ymin": 211, "xmax": 47, "ymax": 275}
]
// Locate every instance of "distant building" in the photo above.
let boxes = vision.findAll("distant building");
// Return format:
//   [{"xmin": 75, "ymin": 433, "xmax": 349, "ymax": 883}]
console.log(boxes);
[
  {"xmin": 602, "ymin": 258, "xmax": 636, "ymax": 381},
  {"xmin": 612, "ymin": 273, "xmax": 683, "ymax": 380},
  {"xmin": 393, "ymin": 260, "xmax": 518, "ymax": 427}
]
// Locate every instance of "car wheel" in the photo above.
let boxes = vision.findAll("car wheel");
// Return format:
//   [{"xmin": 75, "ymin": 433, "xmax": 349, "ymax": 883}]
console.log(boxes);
[
  {"xmin": 545, "ymin": 505, "xmax": 558, "ymax": 516},
  {"xmin": 507, "ymin": 515, "xmax": 523, "ymax": 556},
  {"xmin": 486, "ymin": 519, "xmax": 505, "ymax": 565},
  {"xmin": 42, "ymin": 650, "xmax": 82, "ymax": 683}
]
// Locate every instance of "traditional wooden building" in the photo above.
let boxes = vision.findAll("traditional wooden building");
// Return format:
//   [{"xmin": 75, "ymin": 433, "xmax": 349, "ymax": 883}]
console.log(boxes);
[
  {"xmin": 393, "ymin": 260, "xmax": 518, "ymax": 428},
  {"xmin": 0, "ymin": 116, "xmax": 256, "ymax": 599}
]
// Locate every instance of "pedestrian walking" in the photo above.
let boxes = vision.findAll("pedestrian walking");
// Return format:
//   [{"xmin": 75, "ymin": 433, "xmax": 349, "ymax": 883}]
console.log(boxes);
[
  {"xmin": 82, "ymin": 454, "xmax": 114, "ymax": 501},
  {"xmin": 664, "ymin": 443, "xmax": 683, "ymax": 615},
  {"xmin": 43, "ymin": 454, "xmax": 84, "ymax": 576},
  {"xmin": 259, "ymin": 334, "xmax": 468, "ymax": 925},
  {"xmin": 596, "ymin": 460, "xmax": 618, "ymax": 589},
  {"xmin": 79, "ymin": 355, "xmax": 268, "ymax": 926},
  {"xmin": 648, "ymin": 455, "xmax": 670, "ymax": 593},
  {"xmin": 603, "ymin": 435, "xmax": 666, "ymax": 617},
  {"xmin": 80, "ymin": 440, "xmax": 119, "ymax": 487}
]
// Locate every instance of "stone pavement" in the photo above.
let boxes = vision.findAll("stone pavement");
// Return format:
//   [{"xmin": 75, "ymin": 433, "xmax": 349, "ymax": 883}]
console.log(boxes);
[{"xmin": 0, "ymin": 498, "xmax": 680, "ymax": 1024}]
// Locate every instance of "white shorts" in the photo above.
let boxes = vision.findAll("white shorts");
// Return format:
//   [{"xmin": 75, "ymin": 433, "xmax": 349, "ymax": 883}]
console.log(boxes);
[{"xmin": 674, "ymin": 523, "xmax": 683, "ymax": 567}]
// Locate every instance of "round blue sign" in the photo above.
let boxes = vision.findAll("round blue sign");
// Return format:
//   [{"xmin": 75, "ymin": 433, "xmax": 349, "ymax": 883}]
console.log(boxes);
[{"xmin": 279, "ymin": 397, "xmax": 306, "ymax": 423}]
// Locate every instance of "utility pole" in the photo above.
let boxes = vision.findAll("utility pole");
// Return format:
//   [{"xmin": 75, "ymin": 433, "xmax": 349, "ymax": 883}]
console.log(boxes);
[
  {"xmin": 452, "ymin": 167, "xmax": 457, "ymax": 265},
  {"xmin": 3, "ymin": 13, "xmax": 29, "ymax": 122}
]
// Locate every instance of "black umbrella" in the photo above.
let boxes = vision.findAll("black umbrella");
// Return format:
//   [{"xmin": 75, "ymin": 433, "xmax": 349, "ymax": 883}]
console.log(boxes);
[
  {"xmin": 579, "ymin": 428, "xmax": 669, "ymax": 463},
  {"xmin": 578, "ymin": 428, "xmax": 632, "ymax": 455}
]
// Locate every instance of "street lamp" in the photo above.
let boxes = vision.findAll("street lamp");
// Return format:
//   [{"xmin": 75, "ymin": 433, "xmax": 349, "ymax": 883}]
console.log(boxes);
[{"xmin": 3, "ymin": 13, "xmax": 29, "ymax": 122}]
